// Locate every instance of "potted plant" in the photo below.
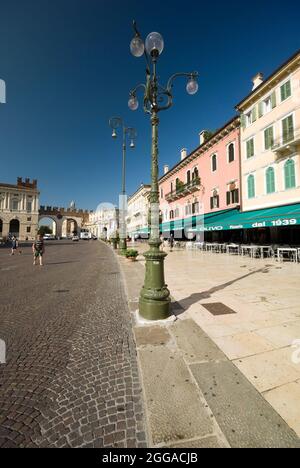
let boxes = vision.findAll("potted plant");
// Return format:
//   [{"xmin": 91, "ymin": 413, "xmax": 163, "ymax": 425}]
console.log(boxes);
[{"xmin": 125, "ymin": 249, "xmax": 139, "ymax": 262}]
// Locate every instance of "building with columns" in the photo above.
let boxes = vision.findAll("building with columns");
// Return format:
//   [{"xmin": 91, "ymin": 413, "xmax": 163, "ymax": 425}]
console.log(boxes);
[
  {"xmin": 126, "ymin": 184, "xmax": 151, "ymax": 238},
  {"xmin": 0, "ymin": 178, "xmax": 40, "ymax": 240}
]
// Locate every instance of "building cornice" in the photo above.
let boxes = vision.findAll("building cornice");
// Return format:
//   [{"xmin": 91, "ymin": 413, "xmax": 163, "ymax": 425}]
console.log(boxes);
[
  {"xmin": 159, "ymin": 116, "xmax": 240, "ymax": 184},
  {"xmin": 236, "ymin": 49, "xmax": 300, "ymax": 111}
]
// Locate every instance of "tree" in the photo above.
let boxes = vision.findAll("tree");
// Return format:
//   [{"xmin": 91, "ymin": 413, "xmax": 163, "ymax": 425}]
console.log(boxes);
[{"xmin": 38, "ymin": 225, "xmax": 53, "ymax": 236}]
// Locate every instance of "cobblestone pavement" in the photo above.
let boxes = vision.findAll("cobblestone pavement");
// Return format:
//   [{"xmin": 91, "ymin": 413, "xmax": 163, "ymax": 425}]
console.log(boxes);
[{"xmin": 0, "ymin": 241, "xmax": 147, "ymax": 448}]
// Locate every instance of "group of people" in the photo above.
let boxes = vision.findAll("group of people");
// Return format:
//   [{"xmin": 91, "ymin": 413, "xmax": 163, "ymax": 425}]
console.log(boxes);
[{"xmin": 9, "ymin": 234, "xmax": 45, "ymax": 266}]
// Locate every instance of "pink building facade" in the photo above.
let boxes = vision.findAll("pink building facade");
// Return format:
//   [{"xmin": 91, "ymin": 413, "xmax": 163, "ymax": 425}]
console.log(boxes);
[{"xmin": 159, "ymin": 117, "xmax": 240, "ymax": 238}]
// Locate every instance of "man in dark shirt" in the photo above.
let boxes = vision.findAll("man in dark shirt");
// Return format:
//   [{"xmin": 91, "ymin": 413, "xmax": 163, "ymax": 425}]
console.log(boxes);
[{"xmin": 32, "ymin": 234, "xmax": 45, "ymax": 266}]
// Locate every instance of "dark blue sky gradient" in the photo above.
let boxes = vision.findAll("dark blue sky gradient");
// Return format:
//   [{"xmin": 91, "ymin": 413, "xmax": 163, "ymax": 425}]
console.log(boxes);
[{"xmin": 0, "ymin": 0, "xmax": 299, "ymax": 209}]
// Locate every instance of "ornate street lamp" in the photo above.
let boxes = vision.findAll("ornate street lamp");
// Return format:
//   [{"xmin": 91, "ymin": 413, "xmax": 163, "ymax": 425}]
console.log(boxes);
[
  {"xmin": 128, "ymin": 21, "xmax": 198, "ymax": 321},
  {"xmin": 109, "ymin": 117, "xmax": 137, "ymax": 252}
]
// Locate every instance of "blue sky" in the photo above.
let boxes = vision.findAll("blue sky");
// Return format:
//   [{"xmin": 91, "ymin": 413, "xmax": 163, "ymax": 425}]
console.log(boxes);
[{"xmin": 0, "ymin": 0, "xmax": 299, "ymax": 210}]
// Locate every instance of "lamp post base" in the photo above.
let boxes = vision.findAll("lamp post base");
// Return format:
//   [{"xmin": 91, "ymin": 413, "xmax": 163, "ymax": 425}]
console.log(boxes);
[{"xmin": 139, "ymin": 240, "xmax": 171, "ymax": 321}]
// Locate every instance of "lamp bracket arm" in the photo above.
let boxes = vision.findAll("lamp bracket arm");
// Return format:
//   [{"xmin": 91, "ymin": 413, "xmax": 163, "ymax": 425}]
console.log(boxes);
[{"xmin": 166, "ymin": 71, "xmax": 198, "ymax": 92}]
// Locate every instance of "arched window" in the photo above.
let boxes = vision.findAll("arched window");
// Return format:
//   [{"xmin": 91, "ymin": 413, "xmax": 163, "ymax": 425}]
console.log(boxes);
[
  {"xmin": 247, "ymin": 175, "xmax": 255, "ymax": 199},
  {"xmin": 284, "ymin": 159, "xmax": 296, "ymax": 189},
  {"xmin": 211, "ymin": 154, "xmax": 217, "ymax": 172},
  {"xmin": 266, "ymin": 167, "xmax": 275, "ymax": 194},
  {"xmin": 175, "ymin": 208, "xmax": 180, "ymax": 218},
  {"xmin": 170, "ymin": 210, "xmax": 174, "ymax": 220},
  {"xmin": 228, "ymin": 143, "xmax": 235, "ymax": 163},
  {"xmin": 187, "ymin": 170, "xmax": 191, "ymax": 184},
  {"xmin": 193, "ymin": 167, "xmax": 199, "ymax": 180}
]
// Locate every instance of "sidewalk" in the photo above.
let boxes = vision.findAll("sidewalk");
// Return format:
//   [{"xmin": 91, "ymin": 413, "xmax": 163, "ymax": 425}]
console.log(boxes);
[{"xmin": 118, "ymin": 243, "xmax": 300, "ymax": 448}]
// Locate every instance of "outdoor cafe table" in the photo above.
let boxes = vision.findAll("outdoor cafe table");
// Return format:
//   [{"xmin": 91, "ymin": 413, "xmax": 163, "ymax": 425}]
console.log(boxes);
[
  {"xmin": 241, "ymin": 245, "xmax": 272, "ymax": 259},
  {"xmin": 277, "ymin": 247, "xmax": 298, "ymax": 262},
  {"xmin": 226, "ymin": 244, "xmax": 240, "ymax": 255}
]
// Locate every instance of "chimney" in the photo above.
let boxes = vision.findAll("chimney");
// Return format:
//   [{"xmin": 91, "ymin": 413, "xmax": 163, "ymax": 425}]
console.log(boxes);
[
  {"xmin": 199, "ymin": 130, "xmax": 207, "ymax": 145},
  {"xmin": 163, "ymin": 165, "xmax": 169, "ymax": 175},
  {"xmin": 180, "ymin": 148, "xmax": 187, "ymax": 161},
  {"xmin": 252, "ymin": 72, "xmax": 264, "ymax": 91}
]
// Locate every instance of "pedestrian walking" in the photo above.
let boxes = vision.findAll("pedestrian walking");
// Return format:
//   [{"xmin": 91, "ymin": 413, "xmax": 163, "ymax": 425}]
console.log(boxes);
[
  {"xmin": 160, "ymin": 234, "xmax": 165, "ymax": 251},
  {"xmin": 32, "ymin": 234, "xmax": 45, "ymax": 266},
  {"xmin": 10, "ymin": 236, "xmax": 20, "ymax": 255}
]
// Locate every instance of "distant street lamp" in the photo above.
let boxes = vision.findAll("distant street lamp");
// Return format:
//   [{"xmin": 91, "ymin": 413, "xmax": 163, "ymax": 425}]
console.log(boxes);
[
  {"xmin": 128, "ymin": 21, "xmax": 198, "ymax": 321},
  {"xmin": 109, "ymin": 117, "xmax": 137, "ymax": 252}
]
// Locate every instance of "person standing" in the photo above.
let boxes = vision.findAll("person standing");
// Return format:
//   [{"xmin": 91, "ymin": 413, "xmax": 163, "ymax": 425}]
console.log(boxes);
[
  {"xmin": 32, "ymin": 234, "xmax": 45, "ymax": 266},
  {"xmin": 169, "ymin": 233, "xmax": 174, "ymax": 252}
]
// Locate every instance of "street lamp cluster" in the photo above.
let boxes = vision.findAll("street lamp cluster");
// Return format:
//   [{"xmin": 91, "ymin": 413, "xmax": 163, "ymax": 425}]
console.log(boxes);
[{"xmin": 110, "ymin": 21, "xmax": 198, "ymax": 321}]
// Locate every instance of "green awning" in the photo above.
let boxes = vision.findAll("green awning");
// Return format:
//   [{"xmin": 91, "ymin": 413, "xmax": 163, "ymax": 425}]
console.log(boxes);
[{"xmin": 199, "ymin": 203, "xmax": 300, "ymax": 231}]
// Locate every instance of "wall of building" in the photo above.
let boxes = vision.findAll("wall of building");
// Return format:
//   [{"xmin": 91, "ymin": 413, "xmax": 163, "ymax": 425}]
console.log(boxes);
[
  {"xmin": 0, "ymin": 179, "xmax": 39, "ymax": 240},
  {"xmin": 159, "ymin": 124, "xmax": 240, "ymax": 223},
  {"xmin": 126, "ymin": 185, "xmax": 151, "ymax": 236},
  {"xmin": 240, "ymin": 61, "xmax": 300, "ymax": 211}
]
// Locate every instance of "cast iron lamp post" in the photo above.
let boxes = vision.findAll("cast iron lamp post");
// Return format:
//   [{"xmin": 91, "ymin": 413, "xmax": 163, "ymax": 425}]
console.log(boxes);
[
  {"xmin": 109, "ymin": 117, "xmax": 137, "ymax": 252},
  {"xmin": 128, "ymin": 21, "xmax": 198, "ymax": 320}
]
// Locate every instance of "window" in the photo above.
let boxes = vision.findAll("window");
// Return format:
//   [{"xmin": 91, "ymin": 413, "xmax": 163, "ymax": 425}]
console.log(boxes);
[
  {"xmin": 12, "ymin": 200, "xmax": 19, "ymax": 211},
  {"xmin": 187, "ymin": 170, "xmax": 191, "ymax": 184},
  {"xmin": 210, "ymin": 192, "xmax": 219, "ymax": 209},
  {"xmin": 247, "ymin": 175, "xmax": 255, "ymax": 199},
  {"xmin": 228, "ymin": 143, "xmax": 235, "ymax": 163},
  {"xmin": 185, "ymin": 203, "xmax": 192, "ymax": 216},
  {"xmin": 281, "ymin": 80, "xmax": 291, "ymax": 102},
  {"xmin": 263, "ymin": 96, "xmax": 272, "ymax": 114},
  {"xmin": 175, "ymin": 208, "xmax": 180, "ymax": 218},
  {"xmin": 27, "ymin": 217, "xmax": 31, "ymax": 221},
  {"xmin": 226, "ymin": 189, "xmax": 239, "ymax": 205},
  {"xmin": 160, "ymin": 188, "xmax": 164, "ymax": 199},
  {"xmin": 211, "ymin": 154, "xmax": 217, "ymax": 172},
  {"xmin": 284, "ymin": 159, "xmax": 296, "ymax": 189},
  {"xmin": 246, "ymin": 111, "xmax": 253, "ymax": 127},
  {"xmin": 282, "ymin": 115, "xmax": 294, "ymax": 144},
  {"xmin": 264, "ymin": 126, "xmax": 274, "ymax": 150},
  {"xmin": 169, "ymin": 210, "xmax": 174, "ymax": 220},
  {"xmin": 246, "ymin": 138, "xmax": 255, "ymax": 159},
  {"xmin": 170, "ymin": 182, "xmax": 173, "ymax": 193},
  {"xmin": 27, "ymin": 201, "xmax": 32, "ymax": 212},
  {"xmin": 192, "ymin": 167, "xmax": 199, "ymax": 180},
  {"xmin": 266, "ymin": 167, "xmax": 275, "ymax": 194},
  {"xmin": 192, "ymin": 201, "xmax": 199, "ymax": 214},
  {"xmin": 26, "ymin": 226, "xmax": 31, "ymax": 233}
]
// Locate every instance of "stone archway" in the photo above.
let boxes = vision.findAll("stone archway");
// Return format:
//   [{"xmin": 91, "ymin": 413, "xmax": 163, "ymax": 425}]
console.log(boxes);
[
  {"xmin": 38, "ymin": 216, "xmax": 58, "ymax": 236},
  {"xmin": 62, "ymin": 218, "xmax": 79, "ymax": 238},
  {"xmin": 9, "ymin": 219, "xmax": 20, "ymax": 237}
]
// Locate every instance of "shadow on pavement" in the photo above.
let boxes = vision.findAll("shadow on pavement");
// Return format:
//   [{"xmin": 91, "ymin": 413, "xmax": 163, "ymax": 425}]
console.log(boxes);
[{"xmin": 175, "ymin": 267, "xmax": 271, "ymax": 316}]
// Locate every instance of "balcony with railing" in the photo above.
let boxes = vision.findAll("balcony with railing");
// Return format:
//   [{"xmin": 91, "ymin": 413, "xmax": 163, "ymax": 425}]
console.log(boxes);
[
  {"xmin": 272, "ymin": 127, "xmax": 300, "ymax": 159},
  {"xmin": 165, "ymin": 177, "xmax": 201, "ymax": 202}
]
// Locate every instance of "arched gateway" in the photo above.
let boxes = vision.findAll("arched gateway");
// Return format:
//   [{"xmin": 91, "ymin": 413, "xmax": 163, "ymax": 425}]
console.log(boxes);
[{"xmin": 39, "ymin": 206, "xmax": 91, "ymax": 238}]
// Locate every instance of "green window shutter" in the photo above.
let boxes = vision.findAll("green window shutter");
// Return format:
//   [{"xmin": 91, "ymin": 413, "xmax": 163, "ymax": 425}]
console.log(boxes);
[
  {"xmin": 248, "ymin": 175, "xmax": 255, "ymax": 198},
  {"xmin": 258, "ymin": 102, "xmax": 263, "ymax": 118},
  {"xmin": 281, "ymin": 81, "xmax": 292, "ymax": 101},
  {"xmin": 271, "ymin": 91, "xmax": 276, "ymax": 108},
  {"xmin": 246, "ymin": 139, "xmax": 254, "ymax": 158},
  {"xmin": 240, "ymin": 114, "xmax": 246, "ymax": 129},
  {"xmin": 285, "ymin": 160, "xmax": 296, "ymax": 189},
  {"xmin": 252, "ymin": 106, "xmax": 257, "ymax": 122},
  {"xmin": 266, "ymin": 168, "xmax": 275, "ymax": 194},
  {"xmin": 265, "ymin": 127, "xmax": 274, "ymax": 150},
  {"xmin": 226, "ymin": 191, "xmax": 231, "ymax": 205},
  {"xmin": 282, "ymin": 116, "xmax": 294, "ymax": 144}
]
